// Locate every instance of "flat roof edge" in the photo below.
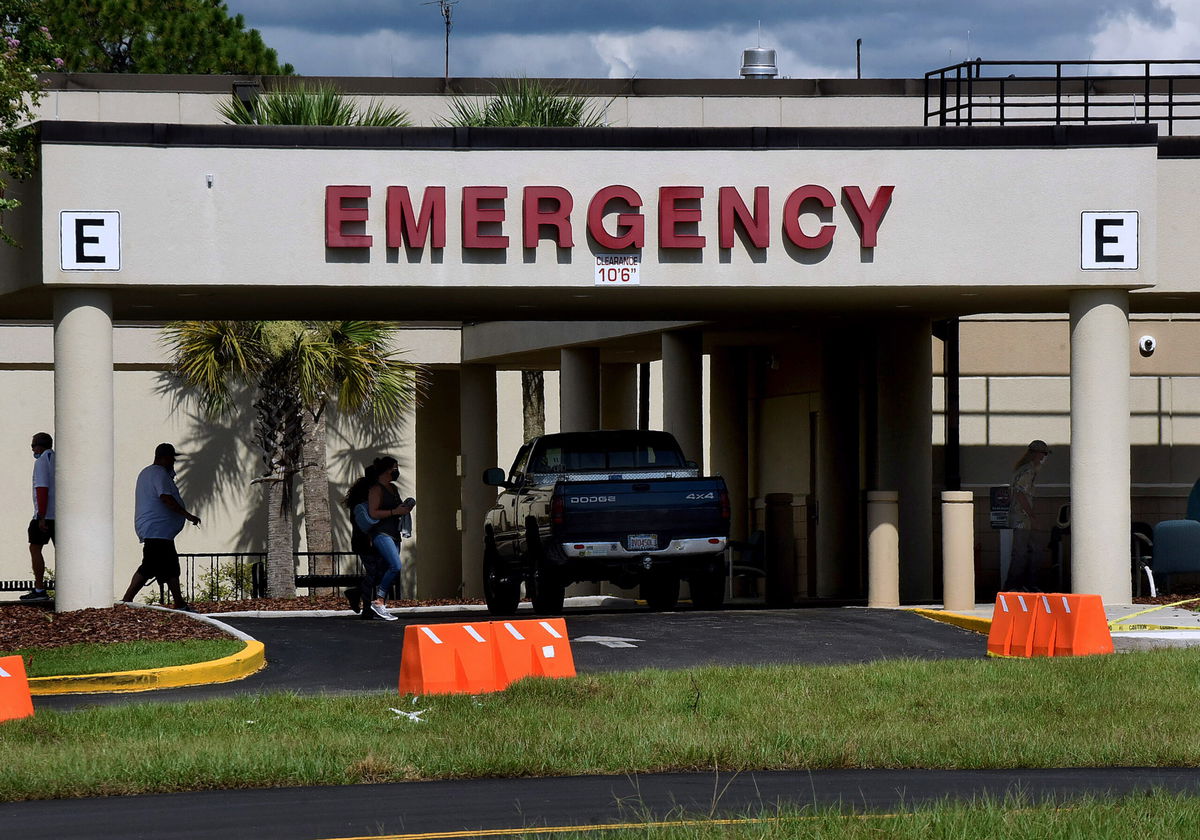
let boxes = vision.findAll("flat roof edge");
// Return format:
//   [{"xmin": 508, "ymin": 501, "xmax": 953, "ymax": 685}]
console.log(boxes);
[
  {"xmin": 38, "ymin": 73, "xmax": 927, "ymax": 97},
  {"xmin": 37, "ymin": 122, "xmax": 1159, "ymax": 151}
]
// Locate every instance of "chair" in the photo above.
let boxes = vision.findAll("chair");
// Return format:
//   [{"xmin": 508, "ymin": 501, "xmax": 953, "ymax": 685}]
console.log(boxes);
[
  {"xmin": 1146, "ymin": 478, "xmax": 1200, "ymax": 595},
  {"xmin": 1150, "ymin": 519, "xmax": 1200, "ymax": 595},
  {"xmin": 1131, "ymin": 521, "xmax": 1154, "ymax": 597}
]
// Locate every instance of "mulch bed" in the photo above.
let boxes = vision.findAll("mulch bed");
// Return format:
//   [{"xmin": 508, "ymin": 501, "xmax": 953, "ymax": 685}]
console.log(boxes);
[
  {"xmin": 1, "ymin": 596, "xmax": 487, "ymax": 651},
  {"xmin": 0, "ymin": 605, "xmax": 228, "ymax": 651}
]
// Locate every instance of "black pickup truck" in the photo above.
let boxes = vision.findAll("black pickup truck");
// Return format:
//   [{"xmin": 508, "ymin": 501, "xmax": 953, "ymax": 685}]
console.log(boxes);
[{"xmin": 481, "ymin": 429, "xmax": 730, "ymax": 616}]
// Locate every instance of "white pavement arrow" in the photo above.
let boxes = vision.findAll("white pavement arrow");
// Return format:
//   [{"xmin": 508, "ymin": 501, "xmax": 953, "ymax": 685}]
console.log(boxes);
[{"xmin": 573, "ymin": 635, "xmax": 644, "ymax": 649}]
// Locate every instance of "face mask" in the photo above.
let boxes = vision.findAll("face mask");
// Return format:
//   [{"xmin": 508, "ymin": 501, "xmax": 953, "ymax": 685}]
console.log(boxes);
[
  {"xmin": 390, "ymin": 468, "xmax": 400, "ymax": 481},
  {"xmin": 32, "ymin": 451, "xmax": 41, "ymax": 459}
]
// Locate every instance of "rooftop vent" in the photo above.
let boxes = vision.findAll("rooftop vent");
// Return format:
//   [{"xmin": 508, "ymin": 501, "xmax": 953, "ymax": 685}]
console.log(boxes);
[{"xmin": 740, "ymin": 47, "xmax": 777, "ymax": 79}]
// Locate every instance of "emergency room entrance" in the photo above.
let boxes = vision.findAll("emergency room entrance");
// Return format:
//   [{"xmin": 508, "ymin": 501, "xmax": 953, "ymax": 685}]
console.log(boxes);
[{"xmin": 8, "ymin": 119, "xmax": 1152, "ymax": 610}]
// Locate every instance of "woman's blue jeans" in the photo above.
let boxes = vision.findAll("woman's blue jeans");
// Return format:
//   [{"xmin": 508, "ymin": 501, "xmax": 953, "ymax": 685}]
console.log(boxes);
[{"xmin": 372, "ymin": 533, "xmax": 402, "ymax": 599}]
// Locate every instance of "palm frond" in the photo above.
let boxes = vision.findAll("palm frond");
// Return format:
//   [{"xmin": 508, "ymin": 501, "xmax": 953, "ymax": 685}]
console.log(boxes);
[
  {"xmin": 217, "ymin": 83, "xmax": 411, "ymax": 127},
  {"xmin": 443, "ymin": 78, "xmax": 608, "ymax": 128}
]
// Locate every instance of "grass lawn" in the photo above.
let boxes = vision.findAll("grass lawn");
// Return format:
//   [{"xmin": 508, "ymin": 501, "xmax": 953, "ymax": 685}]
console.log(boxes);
[
  {"xmin": 5, "ymin": 648, "xmax": 1200, "ymax": 802},
  {"xmin": 545, "ymin": 793, "xmax": 1200, "ymax": 838},
  {"xmin": 0, "ymin": 640, "xmax": 244, "ymax": 677}
]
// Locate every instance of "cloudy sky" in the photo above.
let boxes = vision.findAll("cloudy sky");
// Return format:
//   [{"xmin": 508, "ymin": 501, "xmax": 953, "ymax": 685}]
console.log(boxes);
[{"xmin": 223, "ymin": 0, "xmax": 1200, "ymax": 80}]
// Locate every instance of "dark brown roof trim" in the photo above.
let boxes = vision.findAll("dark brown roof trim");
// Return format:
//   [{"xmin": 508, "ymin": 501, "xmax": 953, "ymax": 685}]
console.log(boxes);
[{"xmin": 38, "ymin": 122, "xmax": 1158, "ymax": 151}]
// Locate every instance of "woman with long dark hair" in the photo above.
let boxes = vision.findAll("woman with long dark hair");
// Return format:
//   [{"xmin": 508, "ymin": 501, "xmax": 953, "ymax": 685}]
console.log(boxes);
[{"xmin": 344, "ymin": 456, "xmax": 413, "ymax": 620}]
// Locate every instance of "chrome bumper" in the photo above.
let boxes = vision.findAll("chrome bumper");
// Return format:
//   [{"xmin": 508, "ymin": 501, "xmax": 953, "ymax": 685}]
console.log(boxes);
[{"xmin": 560, "ymin": 537, "xmax": 727, "ymax": 558}]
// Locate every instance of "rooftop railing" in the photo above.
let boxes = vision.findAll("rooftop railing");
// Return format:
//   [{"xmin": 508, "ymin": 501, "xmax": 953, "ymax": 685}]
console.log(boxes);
[{"xmin": 924, "ymin": 59, "xmax": 1200, "ymax": 135}]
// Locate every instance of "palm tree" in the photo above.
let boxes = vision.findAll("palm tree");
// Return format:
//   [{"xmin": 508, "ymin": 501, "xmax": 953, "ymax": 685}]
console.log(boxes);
[
  {"xmin": 216, "ymin": 86, "xmax": 411, "ymax": 568},
  {"xmin": 162, "ymin": 320, "xmax": 423, "ymax": 597},
  {"xmin": 445, "ymin": 79, "xmax": 607, "ymax": 441}
]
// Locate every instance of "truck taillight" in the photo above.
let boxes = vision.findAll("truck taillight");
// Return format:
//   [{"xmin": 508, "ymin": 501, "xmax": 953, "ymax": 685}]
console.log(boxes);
[
  {"xmin": 551, "ymin": 494, "xmax": 565, "ymax": 525},
  {"xmin": 719, "ymin": 489, "xmax": 730, "ymax": 520}
]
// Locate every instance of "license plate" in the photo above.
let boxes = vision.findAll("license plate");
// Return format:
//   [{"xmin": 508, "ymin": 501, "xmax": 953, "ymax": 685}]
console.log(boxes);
[{"xmin": 628, "ymin": 534, "xmax": 658, "ymax": 550}]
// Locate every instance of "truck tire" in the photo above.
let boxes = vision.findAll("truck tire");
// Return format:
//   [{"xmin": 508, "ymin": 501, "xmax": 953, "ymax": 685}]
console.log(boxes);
[
  {"xmin": 689, "ymin": 562, "xmax": 726, "ymax": 610},
  {"xmin": 641, "ymin": 574, "xmax": 679, "ymax": 611},
  {"xmin": 529, "ymin": 563, "xmax": 565, "ymax": 615},
  {"xmin": 483, "ymin": 542, "xmax": 520, "ymax": 616}
]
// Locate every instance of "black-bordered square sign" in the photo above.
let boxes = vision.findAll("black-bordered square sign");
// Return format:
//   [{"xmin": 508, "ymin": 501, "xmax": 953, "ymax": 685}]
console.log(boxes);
[
  {"xmin": 1080, "ymin": 211, "xmax": 1138, "ymax": 270},
  {"xmin": 60, "ymin": 211, "xmax": 121, "ymax": 271}
]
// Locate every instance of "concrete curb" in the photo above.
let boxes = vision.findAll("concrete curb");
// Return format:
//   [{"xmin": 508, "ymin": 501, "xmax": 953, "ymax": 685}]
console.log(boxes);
[
  {"xmin": 911, "ymin": 606, "xmax": 1200, "ymax": 651},
  {"xmin": 26, "ymin": 602, "xmax": 265, "ymax": 695},
  {"xmin": 909, "ymin": 608, "xmax": 991, "ymax": 635},
  {"xmin": 208, "ymin": 595, "xmax": 640, "ymax": 619}
]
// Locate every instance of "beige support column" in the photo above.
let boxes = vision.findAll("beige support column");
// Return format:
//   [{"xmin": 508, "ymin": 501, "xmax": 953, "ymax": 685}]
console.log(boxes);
[
  {"xmin": 941, "ymin": 490, "xmax": 975, "ymax": 611},
  {"xmin": 459, "ymin": 364, "xmax": 497, "ymax": 599},
  {"xmin": 817, "ymin": 336, "xmax": 861, "ymax": 597},
  {"xmin": 709, "ymin": 347, "xmax": 748, "ymax": 543},
  {"xmin": 414, "ymin": 367, "xmax": 461, "ymax": 598},
  {"xmin": 662, "ymin": 330, "xmax": 703, "ymax": 464},
  {"xmin": 600, "ymin": 363, "xmax": 637, "ymax": 430},
  {"xmin": 560, "ymin": 348, "xmax": 600, "ymax": 432},
  {"xmin": 867, "ymin": 491, "xmax": 899, "ymax": 607},
  {"xmin": 875, "ymin": 319, "xmax": 933, "ymax": 602},
  {"xmin": 53, "ymin": 290, "xmax": 114, "ymax": 611},
  {"xmin": 1070, "ymin": 290, "xmax": 1131, "ymax": 603}
]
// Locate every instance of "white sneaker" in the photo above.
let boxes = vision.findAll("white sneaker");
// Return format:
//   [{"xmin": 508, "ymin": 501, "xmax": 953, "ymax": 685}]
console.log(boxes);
[{"xmin": 370, "ymin": 602, "xmax": 397, "ymax": 621}]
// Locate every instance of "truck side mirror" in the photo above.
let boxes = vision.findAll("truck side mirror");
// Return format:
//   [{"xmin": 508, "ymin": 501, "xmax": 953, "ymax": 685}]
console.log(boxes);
[{"xmin": 482, "ymin": 467, "xmax": 509, "ymax": 487}]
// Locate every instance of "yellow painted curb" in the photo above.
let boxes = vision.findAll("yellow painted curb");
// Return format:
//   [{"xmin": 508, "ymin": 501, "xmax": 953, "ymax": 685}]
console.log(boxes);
[
  {"xmin": 27, "ymin": 639, "xmax": 265, "ymax": 695},
  {"xmin": 910, "ymin": 608, "xmax": 991, "ymax": 635}
]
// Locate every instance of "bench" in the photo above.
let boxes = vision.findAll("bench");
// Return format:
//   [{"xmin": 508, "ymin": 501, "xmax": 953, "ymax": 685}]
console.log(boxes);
[{"xmin": 252, "ymin": 563, "xmax": 400, "ymax": 600}]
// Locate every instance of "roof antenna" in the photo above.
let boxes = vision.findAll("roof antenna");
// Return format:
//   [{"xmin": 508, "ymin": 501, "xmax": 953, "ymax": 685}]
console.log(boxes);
[{"xmin": 423, "ymin": 0, "xmax": 459, "ymax": 87}]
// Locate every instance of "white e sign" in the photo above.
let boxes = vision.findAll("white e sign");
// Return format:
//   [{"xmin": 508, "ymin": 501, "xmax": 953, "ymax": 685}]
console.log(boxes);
[
  {"xmin": 60, "ymin": 211, "xmax": 121, "ymax": 271},
  {"xmin": 1081, "ymin": 211, "xmax": 1138, "ymax": 270}
]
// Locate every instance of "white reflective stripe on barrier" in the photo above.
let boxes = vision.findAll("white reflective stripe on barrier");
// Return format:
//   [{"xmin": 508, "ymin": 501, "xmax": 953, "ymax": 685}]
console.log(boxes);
[
  {"xmin": 1017, "ymin": 595, "xmax": 1029, "ymax": 612},
  {"xmin": 1062, "ymin": 596, "xmax": 1071, "ymax": 613},
  {"xmin": 999, "ymin": 595, "xmax": 1009, "ymax": 612},
  {"xmin": 1042, "ymin": 595, "xmax": 1052, "ymax": 613},
  {"xmin": 464, "ymin": 625, "xmax": 486, "ymax": 643},
  {"xmin": 539, "ymin": 621, "xmax": 562, "ymax": 638},
  {"xmin": 0, "ymin": 666, "xmax": 9, "ymax": 678},
  {"xmin": 504, "ymin": 622, "xmax": 525, "ymax": 640},
  {"xmin": 421, "ymin": 627, "xmax": 444, "ymax": 645}
]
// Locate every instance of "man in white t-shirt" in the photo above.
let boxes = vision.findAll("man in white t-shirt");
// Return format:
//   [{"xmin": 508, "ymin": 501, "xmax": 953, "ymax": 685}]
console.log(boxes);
[
  {"xmin": 20, "ymin": 432, "xmax": 55, "ymax": 602},
  {"xmin": 120, "ymin": 443, "xmax": 201, "ymax": 611}
]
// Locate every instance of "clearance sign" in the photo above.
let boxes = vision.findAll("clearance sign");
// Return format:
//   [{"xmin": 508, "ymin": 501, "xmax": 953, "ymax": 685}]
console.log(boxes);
[{"xmin": 324, "ymin": 184, "xmax": 894, "ymax": 257}]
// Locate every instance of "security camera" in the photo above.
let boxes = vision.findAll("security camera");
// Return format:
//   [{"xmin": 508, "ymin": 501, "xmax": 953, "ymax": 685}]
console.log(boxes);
[{"xmin": 1138, "ymin": 335, "xmax": 1156, "ymax": 356}]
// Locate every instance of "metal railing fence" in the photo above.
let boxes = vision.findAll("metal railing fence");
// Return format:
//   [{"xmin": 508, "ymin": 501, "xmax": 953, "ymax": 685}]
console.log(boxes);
[{"xmin": 925, "ymin": 59, "xmax": 1200, "ymax": 136}]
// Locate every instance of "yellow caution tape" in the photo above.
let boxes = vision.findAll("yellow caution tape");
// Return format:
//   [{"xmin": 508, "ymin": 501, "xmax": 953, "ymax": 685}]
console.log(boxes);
[{"xmin": 1107, "ymin": 597, "xmax": 1200, "ymax": 630}]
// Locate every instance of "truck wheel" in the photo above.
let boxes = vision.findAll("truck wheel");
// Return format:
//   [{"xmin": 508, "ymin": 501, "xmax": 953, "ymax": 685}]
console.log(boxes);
[
  {"xmin": 483, "ymin": 543, "xmax": 520, "ymax": 616},
  {"xmin": 641, "ymin": 574, "xmax": 679, "ymax": 611},
  {"xmin": 689, "ymin": 565, "xmax": 726, "ymax": 610},
  {"xmin": 529, "ymin": 564, "xmax": 565, "ymax": 615}
]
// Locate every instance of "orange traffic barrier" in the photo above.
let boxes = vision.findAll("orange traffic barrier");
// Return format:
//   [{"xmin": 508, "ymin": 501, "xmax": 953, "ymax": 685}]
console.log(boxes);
[
  {"xmin": 0, "ymin": 655, "xmax": 34, "ymax": 722},
  {"xmin": 398, "ymin": 618, "xmax": 577, "ymax": 696},
  {"xmin": 987, "ymin": 592, "xmax": 1113, "ymax": 657},
  {"xmin": 492, "ymin": 618, "xmax": 576, "ymax": 686},
  {"xmin": 987, "ymin": 592, "xmax": 1037, "ymax": 657},
  {"xmin": 398, "ymin": 622, "xmax": 498, "ymax": 695}
]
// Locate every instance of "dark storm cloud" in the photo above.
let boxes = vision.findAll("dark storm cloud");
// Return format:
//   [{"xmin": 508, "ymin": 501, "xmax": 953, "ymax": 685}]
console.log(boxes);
[
  {"xmin": 225, "ymin": 0, "xmax": 1181, "ymax": 78},
  {"xmin": 229, "ymin": 0, "xmax": 1173, "ymax": 39}
]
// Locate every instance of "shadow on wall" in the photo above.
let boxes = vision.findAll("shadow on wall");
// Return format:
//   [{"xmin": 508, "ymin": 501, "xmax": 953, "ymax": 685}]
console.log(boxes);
[
  {"xmin": 947, "ymin": 444, "xmax": 1200, "ymax": 491},
  {"xmin": 152, "ymin": 374, "xmax": 416, "ymax": 556},
  {"xmin": 153, "ymin": 374, "xmax": 270, "ymax": 553},
  {"xmin": 314, "ymin": 402, "xmax": 416, "ymax": 555}
]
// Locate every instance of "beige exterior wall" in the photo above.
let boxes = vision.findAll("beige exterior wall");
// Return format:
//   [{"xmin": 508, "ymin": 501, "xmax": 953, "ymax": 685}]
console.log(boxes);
[
  {"xmin": 39, "ymin": 143, "xmax": 1156, "ymax": 298},
  {"xmin": 0, "ymin": 324, "xmax": 461, "ymax": 592}
]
